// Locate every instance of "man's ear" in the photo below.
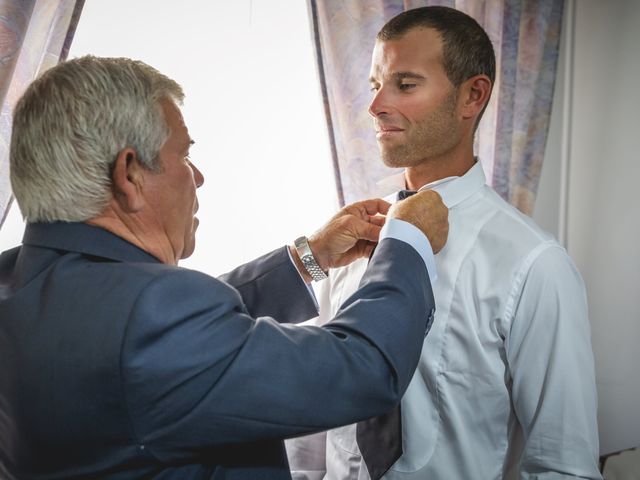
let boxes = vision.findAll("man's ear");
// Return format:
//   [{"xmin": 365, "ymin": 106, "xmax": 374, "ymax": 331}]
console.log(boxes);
[
  {"xmin": 459, "ymin": 74, "xmax": 492, "ymax": 121},
  {"xmin": 111, "ymin": 148, "xmax": 146, "ymax": 212}
]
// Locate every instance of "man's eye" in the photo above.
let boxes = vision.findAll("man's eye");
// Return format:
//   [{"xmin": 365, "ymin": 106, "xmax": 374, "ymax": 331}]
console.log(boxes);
[
  {"xmin": 370, "ymin": 85, "xmax": 379, "ymax": 93},
  {"xmin": 399, "ymin": 83, "xmax": 416, "ymax": 91}
]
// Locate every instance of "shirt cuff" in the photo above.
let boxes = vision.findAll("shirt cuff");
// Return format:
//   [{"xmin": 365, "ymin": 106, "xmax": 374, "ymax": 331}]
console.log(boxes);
[
  {"xmin": 286, "ymin": 245, "xmax": 319, "ymax": 310},
  {"xmin": 380, "ymin": 218, "xmax": 438, "ymax": 283}
]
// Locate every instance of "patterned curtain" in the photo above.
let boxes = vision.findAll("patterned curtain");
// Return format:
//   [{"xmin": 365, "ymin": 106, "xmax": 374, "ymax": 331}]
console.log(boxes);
[
  {"xmin": 309, "ymin": 0, "xmax": 564, "ymax": 215},
  {"xmin": 0, "ymin": 0, "xmax": 84, "ymax": 229}
]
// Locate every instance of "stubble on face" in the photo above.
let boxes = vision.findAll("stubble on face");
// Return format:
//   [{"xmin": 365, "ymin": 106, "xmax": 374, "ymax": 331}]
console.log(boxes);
[{"xmin": 379, "ymin": 88, "xmax": 461, "ymax": 169}]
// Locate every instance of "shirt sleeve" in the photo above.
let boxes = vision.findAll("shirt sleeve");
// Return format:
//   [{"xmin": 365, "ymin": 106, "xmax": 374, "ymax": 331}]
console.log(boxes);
[
  {"xmin": 380, "ymin": 218, "xmax": 437, "ymax": 283},
  {"xmin": 505, "ymin": 245, "xmax": 602, "ymax": 479}
]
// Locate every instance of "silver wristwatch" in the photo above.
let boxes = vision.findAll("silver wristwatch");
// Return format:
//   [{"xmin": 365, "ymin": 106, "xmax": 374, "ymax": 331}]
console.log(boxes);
[{"xmin": 294, "ymin": 236, "xmax": 328, "ymax": 282}]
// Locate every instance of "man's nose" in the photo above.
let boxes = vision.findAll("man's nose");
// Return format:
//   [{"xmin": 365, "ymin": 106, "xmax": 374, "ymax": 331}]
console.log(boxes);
[{"xmin": 368, "ymin": 87, "xmax": 389, "ymax": 118}]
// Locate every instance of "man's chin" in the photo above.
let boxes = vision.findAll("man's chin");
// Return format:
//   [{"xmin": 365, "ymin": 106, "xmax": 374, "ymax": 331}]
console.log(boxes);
[
  {"xmin": 180, "ymin": 231, "xmax": 197, "ymax": 260},
  {"xmin": 380, "ymin": 144, "xmax": 426, "ymax": 169},
  {"xmin": 181, "ymin": 243, "xmax": 195, "ymax": 260},
  {"xmin": 381, "ymin": 152, "xmax": 410, "ymax": 169}
]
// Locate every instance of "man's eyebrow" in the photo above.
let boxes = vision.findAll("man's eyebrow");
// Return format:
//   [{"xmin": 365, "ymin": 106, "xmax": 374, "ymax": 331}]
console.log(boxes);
[
  {"xmin": 393, "ymin": 71, "xmax": 426, "ymax": 80},
  {"xmin": 369, "ymin": 71, "xmax": 426, "ymax": 83}
]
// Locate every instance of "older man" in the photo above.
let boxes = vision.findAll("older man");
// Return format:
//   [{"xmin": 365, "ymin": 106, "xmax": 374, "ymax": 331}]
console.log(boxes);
[{"xmin": 0, "ymin": 56, "xmax": 448, "ymax": 479}]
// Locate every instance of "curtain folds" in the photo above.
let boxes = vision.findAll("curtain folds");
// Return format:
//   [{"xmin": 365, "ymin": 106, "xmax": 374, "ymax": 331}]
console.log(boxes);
[
  {"xmin": 0, "ymin": 0, "xmax": 84, "ymax": 229},
  {"xmin": 309, "ymin": 0, "xmax": 564, "ymax": 215}
]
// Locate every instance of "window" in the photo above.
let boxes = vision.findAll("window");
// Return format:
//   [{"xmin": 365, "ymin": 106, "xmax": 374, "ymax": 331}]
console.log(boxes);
[{"xmin": 0, "ymin": 0, "xmax": 337, "ymax": 276}]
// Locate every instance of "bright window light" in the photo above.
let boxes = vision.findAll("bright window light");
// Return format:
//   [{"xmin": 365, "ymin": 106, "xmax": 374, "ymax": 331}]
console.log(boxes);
[{"xmin": 0, "ymin": 0, "xmax": 338, "ymax": 276}]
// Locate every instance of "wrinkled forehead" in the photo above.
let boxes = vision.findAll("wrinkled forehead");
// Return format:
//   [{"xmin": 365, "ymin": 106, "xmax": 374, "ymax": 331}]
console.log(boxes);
[{"xmin": 369, "ymin": 27, "xmax": 445, "ymax": 79}]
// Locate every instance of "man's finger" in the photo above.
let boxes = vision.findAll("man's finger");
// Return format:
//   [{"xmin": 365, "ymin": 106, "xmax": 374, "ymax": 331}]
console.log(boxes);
[
  {"xmin": 358, "ymin": 198, "xmax": 391, "ymax": 216},
  {"xmin": 368, "ymin": 215, "xmax": 386, "ymax": 227},
  {"xmin": 351, "ymin": 217, "xmax": 382, "ymax": 243},
  {"xmin": 340, "ymin": 240, "xmax": 376, "ymax": 266}
]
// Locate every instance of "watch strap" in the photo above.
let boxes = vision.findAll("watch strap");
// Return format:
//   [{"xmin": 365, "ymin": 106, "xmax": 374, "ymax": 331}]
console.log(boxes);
[{"xmin": 294, "ymin": 236, "xmax": 328, "ymax": 282}]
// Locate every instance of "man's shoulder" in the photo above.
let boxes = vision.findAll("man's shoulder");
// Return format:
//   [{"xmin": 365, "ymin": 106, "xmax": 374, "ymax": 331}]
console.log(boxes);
[
  {"xmin": 101, "ymin": 261, "xmax": 238, "ymax": 305},
  {"xmin": 471, "ymin": 185, "xmax": 559, "ymax": 253},
  {"xmin": 471, "ymin": 187, "xmax": 581, "ymax": 297},
  {"xmin": 42, "ymin": 254, "xmax": 239, "ymax": 315},
  {"xmin": 56, "ymin": 256, "xmax": 213, "ymax": 289}
]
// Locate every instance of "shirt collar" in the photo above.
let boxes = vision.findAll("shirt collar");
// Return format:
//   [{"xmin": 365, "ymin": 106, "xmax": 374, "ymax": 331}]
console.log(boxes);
[{"xmin": 375, "ymin": 160, "xmax": 487, "ymax": 208}]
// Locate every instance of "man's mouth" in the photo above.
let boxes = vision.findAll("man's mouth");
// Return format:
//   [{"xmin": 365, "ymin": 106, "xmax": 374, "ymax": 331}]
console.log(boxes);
[{"xmin": 376, "ymin": 125, "xmax": 405, "ymax": 139}]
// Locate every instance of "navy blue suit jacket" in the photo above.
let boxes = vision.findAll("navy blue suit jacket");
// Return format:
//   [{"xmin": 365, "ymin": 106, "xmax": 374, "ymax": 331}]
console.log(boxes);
[{"xmin": 0, "ymin": 222, "xmax": 434, "ymax": 479}]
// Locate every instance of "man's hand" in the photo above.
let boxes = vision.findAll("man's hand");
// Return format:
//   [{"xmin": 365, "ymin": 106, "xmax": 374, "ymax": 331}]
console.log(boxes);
[
  {"xmin": 388, "ymin": 190, "xmax": 449, "ymax": 254},
  {"xmin": 290, "ymin": 199, "xmax": 391, "ymax": 282}
]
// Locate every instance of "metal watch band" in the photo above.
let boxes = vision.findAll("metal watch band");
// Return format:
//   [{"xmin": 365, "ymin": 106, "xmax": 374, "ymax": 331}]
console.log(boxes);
[{"xmin": 294, "ymin": 236, "xmax": 328, "ymax": 282}]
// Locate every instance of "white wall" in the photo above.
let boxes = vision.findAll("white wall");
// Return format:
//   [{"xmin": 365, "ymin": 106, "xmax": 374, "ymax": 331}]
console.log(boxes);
[
  {"xmin": 532, "ymin": 23, "xmax": 564, "ymax": 239},
  {"xmin": 535, "ymin": 0, "xmax": 640, "ymax": 456},
  {"xmin": 571, "ymin": 0, "xmax": 640, "ymax": 456}
]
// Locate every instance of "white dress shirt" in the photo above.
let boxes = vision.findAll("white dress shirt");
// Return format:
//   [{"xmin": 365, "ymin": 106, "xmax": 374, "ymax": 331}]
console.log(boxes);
[{"xmin": 286, "ymin": 161, "xmax": 601, "ymax": 480}]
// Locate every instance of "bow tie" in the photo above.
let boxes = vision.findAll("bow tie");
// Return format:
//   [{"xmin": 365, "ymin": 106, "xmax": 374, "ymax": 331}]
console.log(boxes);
[{"xmin": 397, "ymin": 189, "xmax": 417, "ymax": 200}]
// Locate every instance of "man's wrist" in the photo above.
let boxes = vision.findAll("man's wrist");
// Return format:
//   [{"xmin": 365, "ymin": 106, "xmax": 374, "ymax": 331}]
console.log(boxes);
[
  {"xmin": 293, "ymin": 236, "xmax": 328, "ymax": 282},
  {"xmin": 306, "ymin": 237, "xmax": 330, "ymax": 275},
  {"xmin": 289, "ymin": 245, "xmax": 313, "ymax": 284}
]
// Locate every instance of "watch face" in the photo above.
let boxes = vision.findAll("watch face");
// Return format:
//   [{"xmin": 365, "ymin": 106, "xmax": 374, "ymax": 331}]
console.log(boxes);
[{"xmin": 294, "ymin": 236, "xmax": 309, "ymax": 250}]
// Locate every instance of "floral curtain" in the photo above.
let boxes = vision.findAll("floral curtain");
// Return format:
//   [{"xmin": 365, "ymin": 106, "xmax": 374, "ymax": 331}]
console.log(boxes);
[
  {"xmin": 0, "ymin": 0, "xmax": 84, "ymax": 229},
  {"xmin": 309, "ymin": 0, "xmax": 564, "ymax": 215}
]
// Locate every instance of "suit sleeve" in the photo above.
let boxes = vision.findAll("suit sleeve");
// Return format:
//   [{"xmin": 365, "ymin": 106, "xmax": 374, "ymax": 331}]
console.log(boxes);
[
  {"xmin": 121, "ymin": 237, "xmax": 434, "ymax": 463},
  {"xmin": 506, "ymin": 246, "xmax": 602, "ymax": 479},
  {"xmin": 219, "ymin": 246, "xmax": 317, "ymax": 323}
]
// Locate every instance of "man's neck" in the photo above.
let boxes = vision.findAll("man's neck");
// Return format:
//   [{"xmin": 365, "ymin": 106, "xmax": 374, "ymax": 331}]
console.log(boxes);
[
  {"xmin": 404, "ymin": 147, "xmax": 476, "ymax": 191},
  {"xmin": 87, "ymin": 204, "xmax": 178, "ymax": 265}
]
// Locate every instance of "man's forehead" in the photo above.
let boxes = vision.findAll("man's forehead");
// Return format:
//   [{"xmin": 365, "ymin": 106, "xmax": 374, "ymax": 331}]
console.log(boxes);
[
  {"xmin": 370, "ymin": 27, "xmax": 444, "ymax": 76},
  {"xmin": 159, "ymin": 98, "xmax": 191, "ymax": 147},
  {"xmin": 160, "ymin": 98, "xmax": 184, "ymax": 122}
]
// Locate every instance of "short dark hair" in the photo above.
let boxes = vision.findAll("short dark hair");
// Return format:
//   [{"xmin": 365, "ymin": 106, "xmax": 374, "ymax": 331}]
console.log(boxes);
[{"xmin": 377, "ymin": 6, "xmax": 496, "ymax": 88}]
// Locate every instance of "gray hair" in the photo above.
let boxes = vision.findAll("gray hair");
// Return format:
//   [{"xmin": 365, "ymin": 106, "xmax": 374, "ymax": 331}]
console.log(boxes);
[{"xmin": 10, "ymin": 55, "xmax": 184, "ymax": 222}]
